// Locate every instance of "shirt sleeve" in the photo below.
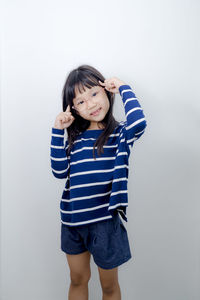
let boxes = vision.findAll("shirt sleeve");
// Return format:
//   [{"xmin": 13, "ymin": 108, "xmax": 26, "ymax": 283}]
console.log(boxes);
[
  {"xmin": 50, "ymin": 127, "xmax": 70, "ymax": 179},
  {"xmin": 119, "ymin": 84, "xmax": 147, "ymax": 151}
]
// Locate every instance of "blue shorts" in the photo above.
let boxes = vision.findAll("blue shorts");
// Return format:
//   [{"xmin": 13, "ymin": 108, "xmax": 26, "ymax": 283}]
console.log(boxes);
[{"xmin": 60, "ymin": 213, "xmax": 132, "ymax": 270}]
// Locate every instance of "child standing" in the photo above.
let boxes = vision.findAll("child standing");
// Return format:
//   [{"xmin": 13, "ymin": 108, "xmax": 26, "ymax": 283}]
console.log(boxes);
[{"xmin": 50, "ymin": 64, "xmax": 147, "ymax": 299}]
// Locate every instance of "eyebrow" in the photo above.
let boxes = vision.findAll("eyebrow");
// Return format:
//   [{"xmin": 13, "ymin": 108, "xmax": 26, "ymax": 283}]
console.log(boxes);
[{"xmin": 74, "ymin": 86, "xmax": 98, "ymax": 101}]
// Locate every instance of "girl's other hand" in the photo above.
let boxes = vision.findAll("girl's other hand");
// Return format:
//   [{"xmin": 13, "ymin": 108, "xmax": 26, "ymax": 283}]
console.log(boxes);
[
  {"xmin": 98, "ymin": 77, "xmax": 126, "ymax": 94},
  {"xmin": 54, "ymin": 105, "xmax": 75, "ymax": 130}
]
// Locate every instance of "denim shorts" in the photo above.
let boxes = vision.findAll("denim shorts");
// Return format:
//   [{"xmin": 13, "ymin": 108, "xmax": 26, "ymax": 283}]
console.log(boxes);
[{"xmin": 60, "ymin": 213, "xmax": 132, "ymax": 270}]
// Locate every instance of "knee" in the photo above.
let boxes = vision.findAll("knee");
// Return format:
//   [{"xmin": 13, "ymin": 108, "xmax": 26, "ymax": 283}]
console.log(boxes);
[
  {"xmin": 70, "ymin": 271, "xmax": 91, "ymax": 286},
  {"xmin": 102, "ymin": 283, "xmax": 118, "ymax": 295}
]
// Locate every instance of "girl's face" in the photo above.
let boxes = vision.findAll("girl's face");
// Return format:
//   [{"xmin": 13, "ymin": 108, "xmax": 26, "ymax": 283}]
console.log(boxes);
[{"xmin": 73, "ymin": 85, "xmax": 110, "ymax": 129}]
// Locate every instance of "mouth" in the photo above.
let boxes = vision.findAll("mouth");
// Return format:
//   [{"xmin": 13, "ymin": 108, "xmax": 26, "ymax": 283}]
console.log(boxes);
[{"xmin": 90, "ymin": 107, "xmax": 102, "ymax": 116}]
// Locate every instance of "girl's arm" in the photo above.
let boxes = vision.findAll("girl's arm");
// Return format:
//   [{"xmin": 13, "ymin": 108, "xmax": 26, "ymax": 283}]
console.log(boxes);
[
  {"xmin": 50, "ymin": 127, "xmax": 70, "ymax": 179},
  {"xmin": 119, "ymin": 84, "xmax": 147, "ymax": 150},
  {"xmin": 99, "ymin": 78, "xmax": 147, "ymax": 150}
]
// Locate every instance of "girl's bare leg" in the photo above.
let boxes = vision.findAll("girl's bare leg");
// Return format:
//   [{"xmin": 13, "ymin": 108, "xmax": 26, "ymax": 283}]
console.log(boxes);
[
  {"xmin": 66, "ymin": 251, "xmax": 91, "ymax": 300},
  {"xmin": 98, "ymin": 266, "xmax": 121, "ymax": 300}
]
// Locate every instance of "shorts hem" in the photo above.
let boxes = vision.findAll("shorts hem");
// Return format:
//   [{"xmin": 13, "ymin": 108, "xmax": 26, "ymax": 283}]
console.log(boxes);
[
  {"xmin": 61, "ymin": 248, "xmax": 88, "ymax": 255},
  {"xmin": 94, "ymin": 254, "xmax": 132, "ymax": 270}
]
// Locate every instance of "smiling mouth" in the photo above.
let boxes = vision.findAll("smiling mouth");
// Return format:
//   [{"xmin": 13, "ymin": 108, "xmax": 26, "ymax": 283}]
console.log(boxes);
[{"xmin": 90, "ymin": 108, "xmax": 102, "ymax": 115}]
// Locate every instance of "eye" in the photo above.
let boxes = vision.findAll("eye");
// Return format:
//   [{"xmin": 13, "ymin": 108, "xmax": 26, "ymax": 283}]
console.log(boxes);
[
  {"xmin": 92, "ymin": 92, "xmax": 98, "ymax": 97},
  {"xmin": 77, "ymin": 100, "xmax": 84, "ymax": 105}
]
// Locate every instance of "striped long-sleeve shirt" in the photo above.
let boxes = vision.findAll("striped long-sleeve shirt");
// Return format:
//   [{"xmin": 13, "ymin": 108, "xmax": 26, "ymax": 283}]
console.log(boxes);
[{"xmin": 50, "ymin": 84, "xmax": 147, "ymax": 226}]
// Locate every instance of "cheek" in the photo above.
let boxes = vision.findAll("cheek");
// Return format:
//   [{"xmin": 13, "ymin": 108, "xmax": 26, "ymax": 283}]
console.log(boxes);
[
  {"xmin": 104, "ymin": 98, "xmax": 110, "ymax": 110},
  {"xmin": 79, "ymin": 111, "xmax": 91, "ymax": 120}
]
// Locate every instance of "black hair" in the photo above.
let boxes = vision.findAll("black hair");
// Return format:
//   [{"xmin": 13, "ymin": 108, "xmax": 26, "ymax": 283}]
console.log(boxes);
[{"xmin": 61, "ymin": 64, "xmax": 120, "ymax": 159}]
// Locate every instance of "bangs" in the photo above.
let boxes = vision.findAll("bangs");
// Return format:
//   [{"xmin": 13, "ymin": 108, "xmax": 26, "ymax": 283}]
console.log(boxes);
[{"xmin": 73, "ymin": 73, "xmax": 100, "ymax": 97}]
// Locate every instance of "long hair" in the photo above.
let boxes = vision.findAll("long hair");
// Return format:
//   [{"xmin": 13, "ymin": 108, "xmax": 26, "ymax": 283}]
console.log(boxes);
[{"xmin": 61, "ymin": 64, "xmax": 120, "ymax": 159}]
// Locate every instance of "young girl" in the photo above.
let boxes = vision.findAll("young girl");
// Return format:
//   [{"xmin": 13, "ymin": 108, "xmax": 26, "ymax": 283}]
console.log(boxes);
[{"xmin": 50, "ymin": 64, "xmax": 147, "ymax": 299}]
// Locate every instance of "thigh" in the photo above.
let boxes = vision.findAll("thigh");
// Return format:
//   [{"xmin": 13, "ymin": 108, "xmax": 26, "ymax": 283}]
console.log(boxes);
[{"xmin": 66, "ymin": 251, "xmax": 91, "ymax": 284}]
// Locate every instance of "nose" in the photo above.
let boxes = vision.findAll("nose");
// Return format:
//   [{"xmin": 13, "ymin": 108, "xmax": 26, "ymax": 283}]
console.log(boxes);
[{"xmin": 86, "ymin": 98, "xmax": 97, "ymax": 109}]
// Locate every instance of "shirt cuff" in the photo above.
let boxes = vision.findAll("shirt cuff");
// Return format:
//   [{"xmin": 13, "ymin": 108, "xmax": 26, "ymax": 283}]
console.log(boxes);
[
  {"xmin": 52, "ymin": 127, "xmax": 65, "ymax": 134},
  {"xmin": 119, "ymin": 84, "xmax": 131, "ymax": 96}
]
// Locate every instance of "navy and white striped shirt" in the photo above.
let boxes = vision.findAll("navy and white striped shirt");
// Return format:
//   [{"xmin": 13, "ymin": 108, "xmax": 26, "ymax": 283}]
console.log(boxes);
[{"xmin": 50, "ymin": 84, "xmax": 147, "ymax": 226}]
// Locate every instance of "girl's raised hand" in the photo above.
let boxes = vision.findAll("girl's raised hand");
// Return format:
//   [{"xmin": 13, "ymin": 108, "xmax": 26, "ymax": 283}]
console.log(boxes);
[
  {"xmin": 54, "ymin": 105, "xmax": 75, "ymax": 130},
  {"xmin": 98, "ymin": 77, "xmax": 126, "ymax": 94}
]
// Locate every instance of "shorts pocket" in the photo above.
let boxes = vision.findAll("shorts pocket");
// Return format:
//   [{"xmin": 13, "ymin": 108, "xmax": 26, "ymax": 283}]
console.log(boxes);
[
  {"xmin": 96, "ymin": 216, "xmax": 119, "ymax": 238},
  {"xmin": 119, "ymin": 221, "xmax": 127, "ymax": 232}
]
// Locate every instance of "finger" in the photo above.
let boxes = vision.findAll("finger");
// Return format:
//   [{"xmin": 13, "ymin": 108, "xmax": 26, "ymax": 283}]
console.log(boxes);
[
  {"xmin": 61, "ymin": 116, "xmax": 66, "ymax": 123},
  {"xmin": 64, "ymin": 106, "xmax": 72, "ymax": 116},
  {"xmin": 98, "ymin": 80, "xmax": 106, "ymax": 85},
  {"xmin": 67, "ymin": 115, "xmax": 72, "ymax": 122},
  {"xmin": 105, "ymin": 86, "xmax": 110, "ymax": 91},
  {"xmin": 63, "ymin": 115, "xmax": 70, "ymax": 122},
  {"xmin": 64, "ymin": 115, "xmax": 68, "ymax": 122},
  {"xmin": 69, "ymin": 115, "xmax": 74, "ymax": 121},
  {"xmin": 65, "ymin": 111, "xmax": 72, "ymax": 117},
  {"xmin": 104, "ymin": 79, "xmax": 113, "ymax": 87},
  {"xmin": 106, "ymin": 83, "xmax": 113, "ymax": 89},
  {"xmin": 65, "ymin": 104, "xmax": 70, "ymax": 112}
]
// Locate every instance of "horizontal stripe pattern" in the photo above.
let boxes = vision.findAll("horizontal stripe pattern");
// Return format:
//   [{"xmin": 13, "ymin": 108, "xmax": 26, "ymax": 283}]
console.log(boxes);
[
  {"xmin": 119, "ymin": 85, "xmax": 147, "ymax": 155},
  {"xmin": 50, "ymin": 84, "xmax": 147, "ymax": 226}
]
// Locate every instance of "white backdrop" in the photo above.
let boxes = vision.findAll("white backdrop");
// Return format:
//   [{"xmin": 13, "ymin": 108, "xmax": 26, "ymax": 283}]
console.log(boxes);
[{"xmin": 1, "ymin": 0, "xmax": 200, "ymax": 299}]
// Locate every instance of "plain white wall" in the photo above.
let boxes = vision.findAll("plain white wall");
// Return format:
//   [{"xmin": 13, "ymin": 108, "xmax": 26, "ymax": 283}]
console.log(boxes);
[{"xmin": 1, "ymin": 0, "xmax": 200, "ymax": 299}]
